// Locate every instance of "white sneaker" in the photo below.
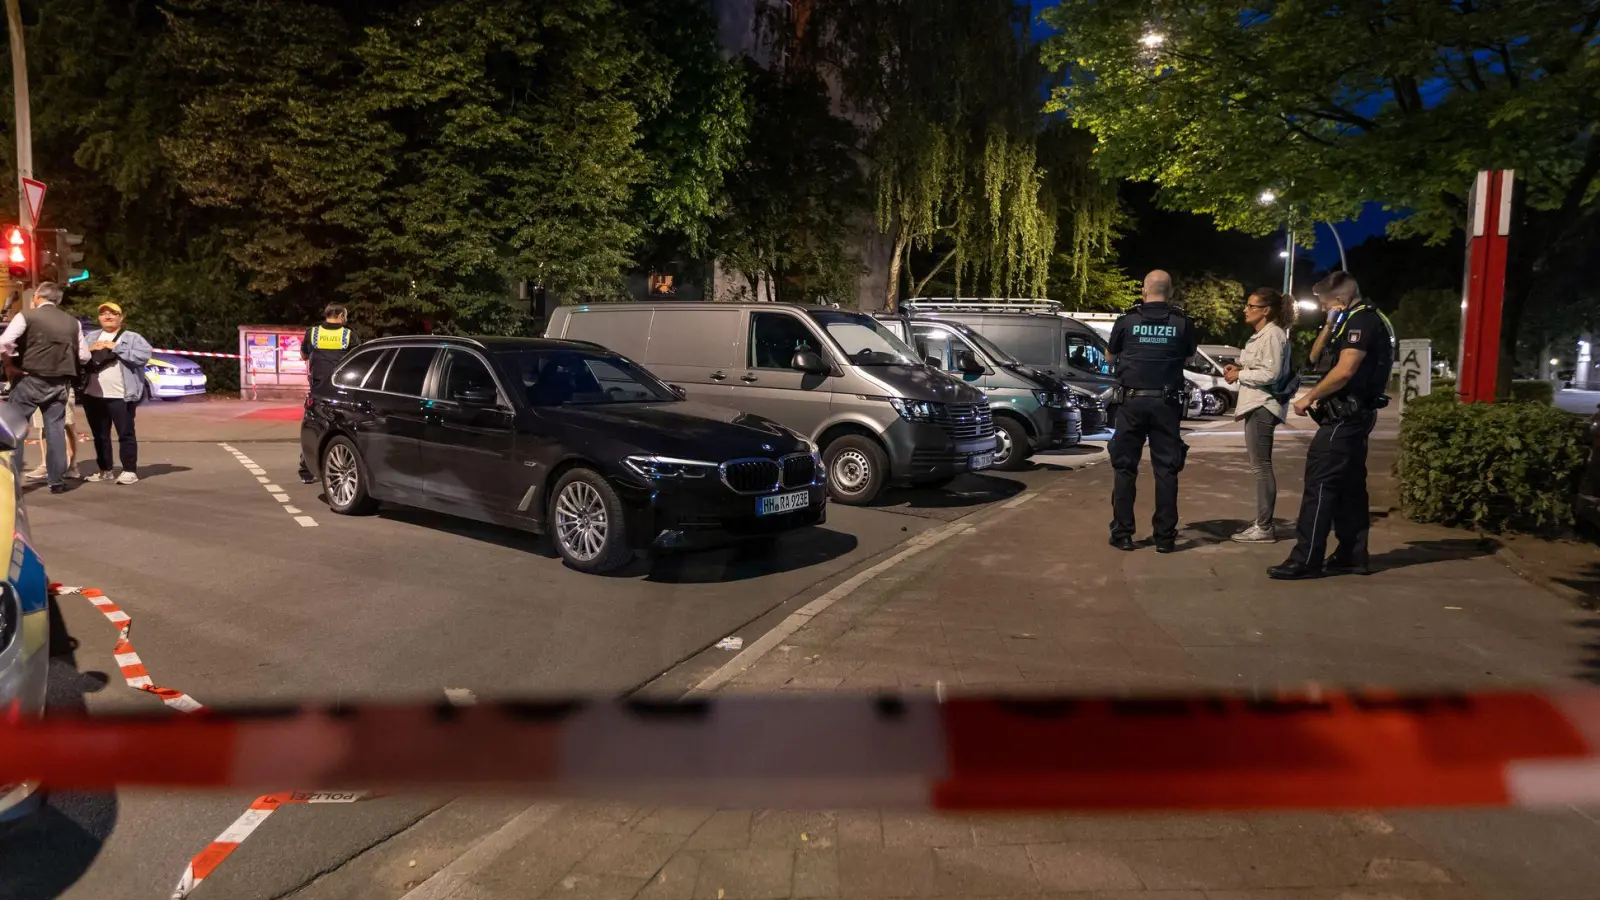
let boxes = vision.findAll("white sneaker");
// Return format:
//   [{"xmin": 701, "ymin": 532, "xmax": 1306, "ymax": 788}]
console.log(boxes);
[
  {"xmin": 25, "ymin": 465, "xmax": 47, "ymax": 481},
  {"xmin": 1231, "ymin": 524, "xmax": 1277, "ymax": 543},
  {"xmin": 115, "ymin": 471, "xmax": 140, "ymax": 485},
  {"xmin": 84, "ymin": 470, "xmax": 115, "ymax": 483}
]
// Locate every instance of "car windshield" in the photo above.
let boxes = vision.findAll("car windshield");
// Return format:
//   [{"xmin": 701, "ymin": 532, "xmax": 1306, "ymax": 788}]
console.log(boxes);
[
  {"xmin": 494, "ymin": 348, "xmax": 677, "ymax": 406},
  {"xmin": 809, "ymin": 310, "xmax": 920, "ymax": 366}
]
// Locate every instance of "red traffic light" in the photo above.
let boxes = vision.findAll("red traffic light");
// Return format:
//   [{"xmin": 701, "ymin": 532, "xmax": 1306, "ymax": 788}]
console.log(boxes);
[{"xmin": 6, "ymin": 226, "xmax": 28, "ymax": 280}]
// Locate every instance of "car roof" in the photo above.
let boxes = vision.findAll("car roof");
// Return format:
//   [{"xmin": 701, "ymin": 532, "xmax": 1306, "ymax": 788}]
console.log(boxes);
[
  {"xmin": 1198, "ymin": 344, "xmax": 1243, "ymax": 355},
  {"xmin": 562, "ymin": 301, "xmax": 857, "ymax": 315},
  {"xmin": 358, "ymin": 335, "xmax": 609, "ymax": 353}
]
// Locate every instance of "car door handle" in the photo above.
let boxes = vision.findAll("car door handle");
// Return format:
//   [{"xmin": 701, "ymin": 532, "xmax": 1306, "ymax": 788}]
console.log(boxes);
[
  {"xmin": 710, "ymin": 371, "xmax": 727, "ymax": 381},
  {"xmin": 741, "ymin": 374, "xmax": 759, "ymax": 383}
]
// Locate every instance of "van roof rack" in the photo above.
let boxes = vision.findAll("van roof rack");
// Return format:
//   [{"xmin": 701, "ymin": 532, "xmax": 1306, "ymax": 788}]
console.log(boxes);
[{"xmin": 904, "ymin": 298, "xmax": 1061, "ymax": 314}]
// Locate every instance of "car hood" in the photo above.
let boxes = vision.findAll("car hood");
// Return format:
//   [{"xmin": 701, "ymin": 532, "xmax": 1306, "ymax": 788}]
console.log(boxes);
[
  {"xmin": 540, "ymin": 402, "xmax": 806, "ymax": 461},
  {"xmin": 866, "ymin": 365, "xmax": 989, "ymax": 404},
  {"xmin": 998, "ymin": 362, "xmax": 1062, "ymax": 390}
]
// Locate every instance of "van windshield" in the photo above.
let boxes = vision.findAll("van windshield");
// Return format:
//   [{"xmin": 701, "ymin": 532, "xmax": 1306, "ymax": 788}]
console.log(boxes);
[
  {"xmin": 961, "ymin": 326, "xmax": 1022, "ymax": 366},
  {"xmin": 809, "ymin": 310, "xmax": 920, "ymax": 366}
]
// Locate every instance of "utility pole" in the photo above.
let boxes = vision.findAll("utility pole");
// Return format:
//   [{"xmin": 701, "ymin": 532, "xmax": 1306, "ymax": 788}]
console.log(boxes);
[{"xmin": 6, "ymin": 0, "xmax": 31, "ymax": 306}]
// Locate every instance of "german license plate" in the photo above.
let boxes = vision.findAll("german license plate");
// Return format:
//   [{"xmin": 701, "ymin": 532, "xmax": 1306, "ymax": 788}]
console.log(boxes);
[
  {"xmin": 757, "ymin": 490, "xmax": 810, "ymax": 516},
  {"xmin": 969, "ymin": 453, "xmax": 993, "ymax": 471}
]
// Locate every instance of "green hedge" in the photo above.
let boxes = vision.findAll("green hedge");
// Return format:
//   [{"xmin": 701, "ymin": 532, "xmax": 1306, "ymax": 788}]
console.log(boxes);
[
  {"xmin": 1509, "ymin": 380, "xmax": 1555, "ymax": 405},
  {"xmin": 1398, "ymin": 400, "xmax": 1589, "ymax": 533}
]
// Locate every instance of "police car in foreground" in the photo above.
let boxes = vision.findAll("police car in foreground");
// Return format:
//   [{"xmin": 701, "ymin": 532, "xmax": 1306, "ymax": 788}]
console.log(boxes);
[{"xmin": 0, "ymin": 404, "xmax": 52, "ymax": 821}]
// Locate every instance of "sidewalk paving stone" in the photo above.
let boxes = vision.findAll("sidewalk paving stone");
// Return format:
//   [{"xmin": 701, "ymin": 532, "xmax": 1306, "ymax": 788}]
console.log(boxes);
[{"xmin": 408, "ymin": 435, "xmax": 1600, "ymax": 900}]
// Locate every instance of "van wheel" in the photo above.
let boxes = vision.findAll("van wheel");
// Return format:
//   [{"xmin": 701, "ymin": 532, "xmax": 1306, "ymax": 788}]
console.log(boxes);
[
  {"xmin": 550, "ymin": 468, "xmax": 635, "ymax": 574},
  {"xmin": 824, "ymin": 435, "xmax": 887, "ymax": 505},
  {"xmin": 321, "ymin": 437, "xmax": 378, "ymax": 515},
  {"xmin": 992, "ymin": 417, "xmax": 1033, "ymax": 471},
  {"xmin": 1209, "ymin": 389, "xmax": 1233, "ymax": 414}
]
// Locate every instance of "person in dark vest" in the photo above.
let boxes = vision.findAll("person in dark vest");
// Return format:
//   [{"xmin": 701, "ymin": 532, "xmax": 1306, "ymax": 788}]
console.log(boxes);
[
  {"xmin": 1106, "ymin": 270, "xmax": 1198, "ymax": 552},
  {"xmin": 0, "ymin": 282, "xmax": 92, "ymax": 493},
  {"xmin": 1268, "ymin": 271, "xmax": 1396, "ymax": 580},
  {"xmin": 298, "ymin": 304, "xmax": 359, "ymax": 483}
]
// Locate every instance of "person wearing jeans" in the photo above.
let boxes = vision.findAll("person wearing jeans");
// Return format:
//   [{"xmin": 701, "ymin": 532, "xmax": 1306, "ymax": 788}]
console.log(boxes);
[
  {"xmin": 82, "ymin": 302, "xmax": 152, "ymax": 485},
  {"xmin": 1223, "ymin": 288, "xmax": 1294, "ymax": 543},
  {"xmin": 0, "ymin": 282, "xmax": 92, "ymax": 493}
]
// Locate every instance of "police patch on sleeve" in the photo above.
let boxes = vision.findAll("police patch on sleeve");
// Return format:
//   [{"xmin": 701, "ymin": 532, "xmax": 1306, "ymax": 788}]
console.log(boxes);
[{"xmin": 1348, "ymin": 330, "xmax": 1361, "ymax": 343}]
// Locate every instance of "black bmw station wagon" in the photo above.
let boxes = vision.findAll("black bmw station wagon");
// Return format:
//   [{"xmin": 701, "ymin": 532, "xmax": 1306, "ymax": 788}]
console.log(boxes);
[{"xmin": 300, "ymin": 336, "xmax": 827, "ymax": 574}]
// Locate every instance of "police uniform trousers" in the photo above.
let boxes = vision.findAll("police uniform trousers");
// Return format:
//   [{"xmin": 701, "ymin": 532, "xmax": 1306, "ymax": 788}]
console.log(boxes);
[
  {"xmin": 1109, "ymin": 394, "xmax": 1186, "ymax": 542},
  {"xmin": 1287, "ymin": 410, "xmax": 1377, "ymax": 567}
]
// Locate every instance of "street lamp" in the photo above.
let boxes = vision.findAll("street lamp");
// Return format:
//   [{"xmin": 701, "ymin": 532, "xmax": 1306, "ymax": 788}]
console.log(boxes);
[
  {"xmin": 1278, "ymin": 250, "xmax": 1290, "ymax": 259},
  {"xmin": 1258, "ymin": 190, "xmax": 1277, "ymax": 205},
  {"xmin": 1140, "ymin": 31, "xmax": 1166, "ymax": 48},
  {"xmin": 1296, "ymin": 299, "xmax": 1319, "ymax": 313}
]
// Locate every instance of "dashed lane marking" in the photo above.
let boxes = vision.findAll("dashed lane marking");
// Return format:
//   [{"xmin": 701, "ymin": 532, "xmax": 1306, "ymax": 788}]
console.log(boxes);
[{"xmin": 220, "ymin": 443, "xmax": 319, "ymax": 528}]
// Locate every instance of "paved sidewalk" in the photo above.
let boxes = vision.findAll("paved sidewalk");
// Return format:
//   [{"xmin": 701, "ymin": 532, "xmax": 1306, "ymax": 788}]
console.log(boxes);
[{"xmin": 353, "ymin": 435, "xmax": 1600, "ymax": 900}]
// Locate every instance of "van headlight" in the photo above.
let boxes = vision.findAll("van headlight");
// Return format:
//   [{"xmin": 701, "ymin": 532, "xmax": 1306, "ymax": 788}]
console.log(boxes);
[
  {"xmin": 1033, "ymin": 390, "xmax": 1068, "ymax": 409},
  {"xmin": 890, "ymin": 398, "xmax": 945, "ymax": 422},
  {"xmin": 623, "ymin": 456, "xmax": 716, "ymax": 479}
]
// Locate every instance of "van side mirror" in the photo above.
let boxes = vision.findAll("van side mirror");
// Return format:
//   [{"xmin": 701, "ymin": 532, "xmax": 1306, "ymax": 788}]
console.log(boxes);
[
  {"xmin": 924, "ymin": 356, "xmax": 942, "ymax": 369},
  {"xmin": 0, "ymin": 404, "xmax": 23, "ymax": 451},
  {"xmin": 791, "ymin": 349, "xmax": 830, "ymax": 375},
  {"xmin": 955, "ymin": 349, "xmax": 985, "ymax": 375}
]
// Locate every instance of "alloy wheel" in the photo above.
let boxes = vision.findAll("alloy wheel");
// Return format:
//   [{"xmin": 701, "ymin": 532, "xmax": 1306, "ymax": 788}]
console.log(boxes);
[
  {"xmin": 324, "ymin": 443, "xmax": 359, "ymax": 509},
  {"xmin": 555, "ymin": 481, "xmax": 608, "ymax": 562}
]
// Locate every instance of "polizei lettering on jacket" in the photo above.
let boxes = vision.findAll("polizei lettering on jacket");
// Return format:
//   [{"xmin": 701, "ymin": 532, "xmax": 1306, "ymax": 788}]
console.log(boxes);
[{"xmin": 1132, "ymin": 323, "xmax": 1178, "ymax": 342}]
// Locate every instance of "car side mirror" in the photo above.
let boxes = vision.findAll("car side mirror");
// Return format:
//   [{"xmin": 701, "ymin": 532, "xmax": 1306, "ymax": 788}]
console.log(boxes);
[
  {"xmin": 668, "ymin": 383, "xmax": 689, "ymax": 400},
  {"xmin": 924, "ymin": 356, "xmax": 942, "ymax": 369},
  {"xmin": 791, "ymin": 349, "xmax": 830, "ymax": 375},
  {"xmin": 455, "ymin": 386, "xmax": 499, "ymax": 407},
  {"xmin": 955, "ymin": 350, "xmax": 984, "ymax": 375}
]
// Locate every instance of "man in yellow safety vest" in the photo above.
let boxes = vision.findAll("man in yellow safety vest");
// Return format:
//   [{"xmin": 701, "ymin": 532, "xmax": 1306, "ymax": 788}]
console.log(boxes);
[{"xmin": 299, "ymin": 304, "xmax": 360, "ymax": 483}]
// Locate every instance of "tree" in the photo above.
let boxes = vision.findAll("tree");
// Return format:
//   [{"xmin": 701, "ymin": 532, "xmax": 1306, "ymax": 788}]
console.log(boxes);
[
  {"xmin": 162, "ymin": 0, "xmax": 744, "ymax": 331},
  {"xmin": 1392, "ymin": 288, "xmax": 1463, "ymax": 368},
  {"xmin": 1042, "ymin": 0, "xmax": 1600, "ymax": 393},
  {"xmin": 709, "ymin": 64, "xmax": 866, "ymax": 304},
  {"xmin": 1174, "ymin": 272, "xmax": 1245, "ymax": 343},
  {"xmin": 800, "ymin": 0, "xmax": 1119, "ymax": 309}
]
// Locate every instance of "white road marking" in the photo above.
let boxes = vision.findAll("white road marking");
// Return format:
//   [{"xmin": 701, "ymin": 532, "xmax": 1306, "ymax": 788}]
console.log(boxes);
[
  {"xmin": 1001, "ymin": 492, "xmax": 1038, "ymax": 510},
  {"xmin": 219, "ymin": 443, "xmax": 319, "ymax": 528},
  {"xmin": 690, "ymin": 521, "xmax": 972, "ymax": 695}
]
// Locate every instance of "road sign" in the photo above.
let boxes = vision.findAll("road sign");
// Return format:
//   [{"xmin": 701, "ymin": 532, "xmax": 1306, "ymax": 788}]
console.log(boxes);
[{"xmin": 20, "ymin": 178, "xmax": 45, "ymax": 230}]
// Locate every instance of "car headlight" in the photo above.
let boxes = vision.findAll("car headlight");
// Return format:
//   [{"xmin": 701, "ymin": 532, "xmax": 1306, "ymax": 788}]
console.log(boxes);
[
  {"xmin": 623, "ymin": 456, "xmax": 717, "ymax": 479},
  {"xmin": 890, "ymin": 398, "xmax": 945, "ymax": 422}
]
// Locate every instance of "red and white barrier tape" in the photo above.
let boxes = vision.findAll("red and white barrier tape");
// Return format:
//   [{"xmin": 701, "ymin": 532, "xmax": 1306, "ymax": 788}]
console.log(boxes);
[
  {"xmin": 150, "ymin": 349, "xmax": 243, "ymax": 359},
  {"xmin": 9, "ymin": 686, "xmax": 1600, "ymax": 812},
  {"xmin": 51, "ymin": 585, "xmax": 366, "ymax": 899}
]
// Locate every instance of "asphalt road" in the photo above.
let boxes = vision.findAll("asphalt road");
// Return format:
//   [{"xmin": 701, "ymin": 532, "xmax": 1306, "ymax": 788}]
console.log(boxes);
[{"xmin": 0, "ymin": 435, "xmax": 1100, "ymax": 900}]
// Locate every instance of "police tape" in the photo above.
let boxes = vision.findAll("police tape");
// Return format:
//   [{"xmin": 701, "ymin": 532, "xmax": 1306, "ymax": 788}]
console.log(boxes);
[
  {"xmin": 6, "ymin": 686, "xmax": 1600, "ymax": 812},
  {"xmin": 51, "ymin": 586, "xmax": 368, "ymax": 899},
  {"xmin": 150, "ymin": 349, "xmax": 243, "ymax": 359}
]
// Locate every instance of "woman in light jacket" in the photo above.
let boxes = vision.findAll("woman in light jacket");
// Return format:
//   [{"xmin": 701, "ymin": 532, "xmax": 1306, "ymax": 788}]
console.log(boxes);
[
  {"xmin": 1224, "ymin": 288, "xmax": 1295, "ymax": 542},
  {"xmin": 82, "ymin": 302, "xmax": 152, "ymax": 485}
]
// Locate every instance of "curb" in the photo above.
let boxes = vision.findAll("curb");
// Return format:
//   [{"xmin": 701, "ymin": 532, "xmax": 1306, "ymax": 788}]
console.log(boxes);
[{"xmin": 1488, "ymin": 538, "xmax": 1597, "ymax": 610}]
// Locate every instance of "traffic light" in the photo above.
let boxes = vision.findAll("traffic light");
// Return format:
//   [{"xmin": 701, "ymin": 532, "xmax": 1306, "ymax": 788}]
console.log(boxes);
[
  {"xmin": 55, "ymin": 231, "xmax": 85, "ymax": 284},
  {"xmin": 6, "ymin": 227, "xmax": 29, "ymax": 282}
]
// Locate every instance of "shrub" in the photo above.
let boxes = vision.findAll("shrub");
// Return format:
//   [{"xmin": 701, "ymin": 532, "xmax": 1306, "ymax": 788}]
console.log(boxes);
[
  {"xmin": 1397, "ymin": 400, "xmax": 1589, "ymax": 533},
  {"xmin": 1405, "ymin": 389, "xmax": 1457, "ymax": 411},
  {"xmin": 1509, "ymin": 380, "xmax": 1555, "ymax": 405}
]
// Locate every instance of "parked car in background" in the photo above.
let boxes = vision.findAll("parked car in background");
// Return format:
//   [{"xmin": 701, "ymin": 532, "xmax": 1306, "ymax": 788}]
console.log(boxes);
[
  {"xmin": 547, "ymin": 303, "xmax": 997, "ymax": 504},
  {"xmin": 0, "ymin": 404, "xmax": 51, "ymax": 821},
  {"xmin": 301, "ymin": 336, "xmax": 827, "ymax": 574},
  {"xmin": 144, "ymin": 353, "xmax": 208, "ymax": 400},
  {"xmin": 876, "ymin": 314, "xmax": 1079, "ymax": 470},
  {"xmin": 903, "ymin": 300, "xmax": 1121, "ymax": 406}
]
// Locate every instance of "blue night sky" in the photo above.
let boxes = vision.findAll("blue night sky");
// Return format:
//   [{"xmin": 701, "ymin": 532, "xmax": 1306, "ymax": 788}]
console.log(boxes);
[{"xmin": 1026, "ymin": 0, "xmax": 1396, "ymax": 267}]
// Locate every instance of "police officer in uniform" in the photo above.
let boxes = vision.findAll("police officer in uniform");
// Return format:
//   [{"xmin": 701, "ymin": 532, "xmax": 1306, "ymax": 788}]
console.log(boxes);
[
  {"xmin": 298, "ymin": 303, "xmax": 359, "ymax": 483},
  {"xmin": 1268, "ymin": 271, "xmax": 1395, "ymax": 580},
  {"xmin": 1107, "ymin": 270, "xmax": 1197, "ymax": 552}
]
